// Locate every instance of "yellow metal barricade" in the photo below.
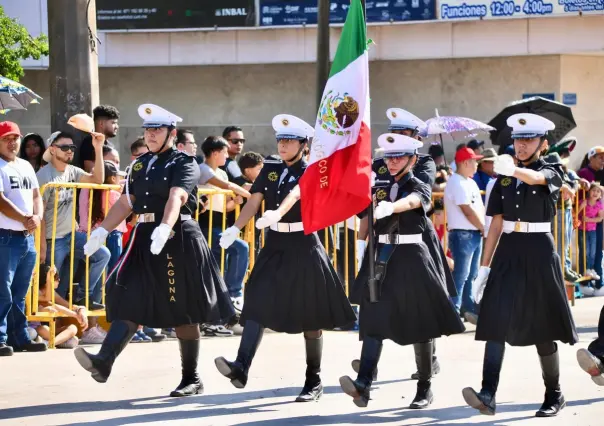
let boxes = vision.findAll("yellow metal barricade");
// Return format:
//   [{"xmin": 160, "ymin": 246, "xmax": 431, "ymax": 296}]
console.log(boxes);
[{"xmin": 26, "ymin": 182, "xmax": 121, "ymax": 349}]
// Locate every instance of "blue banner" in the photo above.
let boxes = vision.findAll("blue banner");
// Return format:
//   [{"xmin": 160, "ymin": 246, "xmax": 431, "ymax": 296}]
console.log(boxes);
[{"xmin": 259, "ymin": 0, "xmax": 436, "ymax": 26}]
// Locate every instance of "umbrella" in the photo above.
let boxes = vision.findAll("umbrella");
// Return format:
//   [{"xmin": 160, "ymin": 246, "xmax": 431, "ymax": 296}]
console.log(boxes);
[
  {"xmin": 0, "ymin": 75, "xmax": 42, "ymax": 113},
  {"xmin": 488, "ymin": 96, "xmax": 576, "ymax": 150},
  {"xmin": 421, "ymin": 109, "xmax": 495, "ymax": 145}
]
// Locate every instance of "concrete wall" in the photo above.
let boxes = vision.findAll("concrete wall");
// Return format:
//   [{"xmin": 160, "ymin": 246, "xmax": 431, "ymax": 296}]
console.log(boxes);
[{"xmin": 9, "ymin": 54, "xmax": 570, "ymax": 163}]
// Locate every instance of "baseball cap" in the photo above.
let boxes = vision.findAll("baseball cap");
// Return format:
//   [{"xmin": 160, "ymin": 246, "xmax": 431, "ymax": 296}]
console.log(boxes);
[
  {"xmin": 588, "ymin": 146, "xmax": 604, "ymax": 159},
  {"xmin": 0, "ymin": 122, "xmax": 22, "ymax": 139},
  {"xmin": 455, "ymin": 147, "xmax": 483, "ymax": 163},
  {"xmin": 104, "ymin": 160, "xmax": 126, "ymax": 177},
  {"xmin": 467, "ymin": 139, "xmax": 484, "ymax": 150}
]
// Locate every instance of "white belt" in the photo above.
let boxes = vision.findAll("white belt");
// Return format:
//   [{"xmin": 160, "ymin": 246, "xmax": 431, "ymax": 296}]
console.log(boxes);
[
  {"xmin": 269, "ymin": 222, "xmax": 304, "ymax": 233},
  {"xmin": 378, "ymin": 234, "xmax": 422, "ymax": 245},
  {"xmin": 502, "ymin": 220, "xmax": 551, "ymax": 233},
  {"xmin": 138, "ymin": 213, "xmax": 192, "ymax": 223}
]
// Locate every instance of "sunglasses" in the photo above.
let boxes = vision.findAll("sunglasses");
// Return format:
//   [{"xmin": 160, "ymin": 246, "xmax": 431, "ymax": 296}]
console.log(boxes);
[
  {"xmin": 229, "ymin": 138, "xmax": 245, "ymax": 144},
  {"xmin": 54, "ymin": 144, "xmax": 77, "ymax": 152}
]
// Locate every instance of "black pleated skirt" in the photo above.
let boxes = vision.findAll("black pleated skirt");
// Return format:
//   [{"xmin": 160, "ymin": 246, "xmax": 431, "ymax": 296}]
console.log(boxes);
[
  {"xmin": 106, "ymin": 220, "xmax": 235, "ymax": 328},
  {"xmin": 475, "ymin": 232, "xmax": 578, "ymax": 346},
  {"xmin": 351, "ymin": 241, "xmax": 465, "ymax": 346},
  {"xmin": 425, "ymin": 219, "xmax": 457, "ymax": 297},
  {"xmin": 239, "ymin": 230, "xmax": 357, "ymax": 333}
]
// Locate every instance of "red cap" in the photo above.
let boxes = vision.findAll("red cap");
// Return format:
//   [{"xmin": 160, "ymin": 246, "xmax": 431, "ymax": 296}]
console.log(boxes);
[
  {"xmin": 0, "ymin": 122, "xmax": 22, "ymax": 139},
  {"xmin": 455, "ymin": 147, "xmax": 483, "ymax": 163}
]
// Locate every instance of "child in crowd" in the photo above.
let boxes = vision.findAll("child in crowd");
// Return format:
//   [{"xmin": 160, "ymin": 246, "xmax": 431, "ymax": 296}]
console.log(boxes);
[
  {"xmin": 579, "ymin": 183, "xmax": 604, "ymax": 280},
  {"xmin": 32, "ymin": 264, "xmax": 88, "ymax": 348},
  {"xmin": 429, "ymin": 198, "xmax": 454, "ymax": 271}
]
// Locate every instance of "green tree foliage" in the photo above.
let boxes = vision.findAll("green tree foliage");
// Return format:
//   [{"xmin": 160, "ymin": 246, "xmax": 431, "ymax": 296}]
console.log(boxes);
[{"xmin": 0, "ymin": 5, "xmax": 49, "ymax": 81}]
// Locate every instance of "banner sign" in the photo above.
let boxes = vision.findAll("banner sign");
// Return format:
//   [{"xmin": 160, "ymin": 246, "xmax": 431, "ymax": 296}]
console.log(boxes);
[
  {"xmin": 439, "ymin": 0, "xmax": 604, "ymax": 20},
  {"xmin": 259, "ymin": 0, "xmax": 436, "ymax": 26},
  {"xmin": 97, "ymin": 0, "xmax": 256, "ymax": 30}
]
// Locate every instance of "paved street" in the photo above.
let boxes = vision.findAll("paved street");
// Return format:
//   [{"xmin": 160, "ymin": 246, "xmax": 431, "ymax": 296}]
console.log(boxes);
[{"xmin": 1, "ymin": 297, "xmax": 604, "ymax": 426}]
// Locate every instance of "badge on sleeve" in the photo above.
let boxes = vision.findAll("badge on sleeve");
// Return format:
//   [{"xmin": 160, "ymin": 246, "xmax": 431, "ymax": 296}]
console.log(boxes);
[
  {"xmin": 133, "ymin": 162, "xmax": 143, "ymax": 172},
  {"xmin": 376, "ymin": 189, "xmax": 387, "ymax": 200},
  {"xmin": 268, "ymin": 171, "xmax": 278, "ymax": 182},
  {"xmin": 501, "ymin": 177, "xmax": 512, "ymax": 187}
]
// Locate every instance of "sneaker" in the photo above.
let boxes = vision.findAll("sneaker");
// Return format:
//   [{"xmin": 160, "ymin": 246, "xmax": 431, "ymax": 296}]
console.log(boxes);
[
  {"xmin": 231, "ymin": 296, "xmax": 244, "ymax": 314},
  {"xmin": 0, "ymin": 343, "xmax": 13, "ymax": 356},
  {"xmin": 26, "ymin": 327, "xmax": 38, "ymax": 341},
  {"xmin": 228, "ymin": 323, "xmax": 244, "ymax": 335},
  {"xmin": 582, "ymin": 286, "xmax": 596, "ymax": 297},
  {"xmin": 143, "ymin": 327, "xmax": 166, "ymax": 342},
  {"xmin": 131, "ymin": 333, "xmax": 144, "ymax": 343},
  {"xmin": 80, "ymin": 326, "xmax": 106, "ymax": 344},
  {"xmin": 57, "ymin": 337, "xmax": 79, "ymax": 349},
  {"xmin": 201, "ymin": 324, "xmax": 234, "ymax": 337},
  {"xmin": 162, "ymin": 328, "xmax": 177, "ymax": 338}
]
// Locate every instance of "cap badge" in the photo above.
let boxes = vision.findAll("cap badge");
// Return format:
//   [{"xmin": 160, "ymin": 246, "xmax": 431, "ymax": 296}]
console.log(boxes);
[
  {"xmin": 144, "ymin": 107, "xmax": 152, "ymax": 115},
  {"xmin": 518, "ymin": 118, "xmax": 526, "ymax": 125},
  {"xmin": 282, "ymin": 118, "xmax": 289, "ymax": 126},
  {"xmin": 391, "ymin": 111, "xmax": 397, "ymax": 118},
  {"xmin": 386, "ymin": 136, "xmax": 395, "ymax": 143}
]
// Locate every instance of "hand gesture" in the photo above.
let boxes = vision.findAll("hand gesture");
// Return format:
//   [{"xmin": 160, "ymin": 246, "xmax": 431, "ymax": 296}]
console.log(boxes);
[
  {"xmin": 220, "ymin": 226, "xmax": 240, "ymax": 249},
  {"xmin": 493, "ymin": 154, "xmax": 516, "ymax": 177},
  {"xmin": 375, "ymin": 201, "xmax": 394, "ymax": 220},
  {"xmin": 25, "ymin": 215, "xmax": 41, "ymax": 232},
  {"xmin": 84, "ymin": 227, "xmax": 109, "ymax": 256},
  {"xmin": 91, "ymin": 132, "xmax": 106, "ymax": 149},
  {"xmin": 256, "ymin": 210, "xmax": 282, "ymax": 229},
  {"xmin": 150, "ymin": 224, "xmax": 172, "ymax": 255}
]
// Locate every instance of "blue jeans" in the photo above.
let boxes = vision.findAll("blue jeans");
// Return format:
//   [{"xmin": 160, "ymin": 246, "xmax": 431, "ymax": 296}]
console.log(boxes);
[
  {"xmin": 448, "ymin": 229, "xmax": 482, "ymax": 315},
  {"xmin": 586, "ymin": 231, "xmax": 597, "ymax": 271},
  {"xmin": 579, "ymin": 224, "xmax": 604, "ymax": 289},
  {"xmin": 555, "ymin": 208, "xmax": 573, "ymax": 271},
  {"xmin": 205, "ymin": 228, "xmax": 248, "ymax": 298},
  {"xmin": 47, "ymin": 231, "xmax": 110, "ymax": 303},
  {"xmin": 106, "ymin": 230, "xmax": 123, "ymax": 273},
  {"xmin": 0, "ymin": 231, "xmax": 37, "ymax": 346}
]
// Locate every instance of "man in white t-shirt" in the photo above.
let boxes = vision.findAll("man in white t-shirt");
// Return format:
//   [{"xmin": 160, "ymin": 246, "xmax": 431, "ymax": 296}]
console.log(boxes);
[
  {"xmin": 444, "ymin": 147, "xmax": 485, "ymax": 324},
  {"xmin": 0, "ymin": 122, "xmax": 47, "ymax": 356}
]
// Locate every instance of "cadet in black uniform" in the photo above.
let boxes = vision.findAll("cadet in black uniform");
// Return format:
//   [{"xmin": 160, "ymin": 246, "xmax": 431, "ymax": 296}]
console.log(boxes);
[
  {"xmin": 351, "ymin": 108, "xmax": 456, "ymax": 382},
  {"xmin": 341, "ymin": 133, "xmax": 465, "ymax": 409},
  {"xmin": 462, "ymin": 113, "xmax": 578, "ymax": 417},
  {"xmin": 214, "ymin": 114, "xmax": 356, "ymax": 402},
  {"xmin": 75, "ymin": 104, "xmax": 234, "ymax": 396}
]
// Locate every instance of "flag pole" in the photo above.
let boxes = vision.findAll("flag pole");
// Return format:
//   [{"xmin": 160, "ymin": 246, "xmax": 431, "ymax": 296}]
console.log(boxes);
[{"xmin": 360, "ymin": 0, "xmax": 378, "ymax": 304}]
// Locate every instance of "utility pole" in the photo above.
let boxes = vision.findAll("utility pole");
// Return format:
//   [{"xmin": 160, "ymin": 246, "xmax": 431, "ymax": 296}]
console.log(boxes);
[
  {"xmin": 47, "ymin": 0, "xmax": 99, "ymax": 133},
  {"xmin": 316, "ymin": 0, "xmax": 331, "ymax": 110}
]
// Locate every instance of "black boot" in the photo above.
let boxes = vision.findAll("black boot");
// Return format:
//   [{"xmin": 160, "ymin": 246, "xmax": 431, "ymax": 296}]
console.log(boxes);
[
  {"xmin": 170, "ymin": 339, "xmax": 204, "ymax": 397},
  {"xmin": 409, "ymin": 341, "xmax": 434, "ymax": 409},
  {"xmin": 462, "ymin": 341, "xmax": 504, "ymax": 416},
  {"xmin": 536, "ymin": 345, "xmax": 566, "ymax": 417},
  {"xmin": 296, "ymin": 334, "xmax": 324, "ymax": 402},
  {"xmin": 339, "ymin": 336, "xmax": 383, "ymax": 408},
  {"xmin": 411, "ymin": 339, "xmax": 440, "ymax": 380},
  {"xmin": 215, "ymin": 320, "xmax": 264, "ymax": 389},
  {"xmin": 74, "ymin": 320, "xmax": 137, "ymax": 383}
]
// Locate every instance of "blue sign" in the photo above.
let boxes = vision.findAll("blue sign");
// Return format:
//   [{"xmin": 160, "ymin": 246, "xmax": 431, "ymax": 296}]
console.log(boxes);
[
  {"xmin": 562, "ymin": 93, "xmax": 577, "ymax": 106},
  {"xmin": 522, "ymin": 93, "xmax": 556, "ymax": 101},
  {"xmin": 259, "ymin": 0, "xmax": 436, "ymax": 26}
]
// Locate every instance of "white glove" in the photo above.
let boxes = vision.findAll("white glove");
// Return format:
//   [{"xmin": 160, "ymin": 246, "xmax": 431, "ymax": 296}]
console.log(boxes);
[
  {"xmin": 256, "ymin": 210, "xmax": 282, "ymax": 230},
  {"xmin": 219, "ymin": 226, "xmax": 240, "ymax": 249},
  {"xmin": 472, "ymin": 266, "xmax": 491, "ymax": 304},
  {"xmin": 356, "ymin": 240, "xmax": 366, "ymax": 273},
  {"xmin": 84, "ymin": 227, "xmax": 109, "ymax": 256},
  {"xmin": 375, "ymin": 201, "xmax": 395, "ymax": 220},
  {"xmin": 493, "ymin": 154, "xmax": 516, "ymax": 176},
  {"xmin": 150, "ymin": 223, "xmax": 172, "ymax": 255},
  {"xmin": 370, "ymin": 171, "xmax": 376, "ymax": 187}
]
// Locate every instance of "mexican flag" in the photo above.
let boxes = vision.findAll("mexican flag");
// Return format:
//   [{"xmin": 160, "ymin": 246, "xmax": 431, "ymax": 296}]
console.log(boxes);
[{"xmin": 299, "ymin": 0, "xmax": 371, "ymax": 235}]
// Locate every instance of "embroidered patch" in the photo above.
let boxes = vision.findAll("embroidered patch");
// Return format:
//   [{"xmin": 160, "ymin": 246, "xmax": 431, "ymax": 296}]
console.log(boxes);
[
  {"xmin": 376, "ymin": 189, "xmax": 387, "ymax": 200},
  {"xmin": 501, "ymin": 177, "xmax": 512, "ymax": 187},
  {"xmin": 133, "ymin": 162, "xmax": 143, "ymax": 172},
  {"xmin": 268, "ymin": 171, "xmax": 278, "ymax": 182},
  {"xmin": 378, "ymin": 166, "xmax": 387, "ymax": 175}
]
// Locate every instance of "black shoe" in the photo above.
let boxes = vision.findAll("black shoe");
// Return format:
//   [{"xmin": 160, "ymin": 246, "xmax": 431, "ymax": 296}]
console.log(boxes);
[
  {"xmin": 75, "ymin": 299, "xmax": 105, "ymax": 311},
  {"xmin": 339, "ymin": 375, "xmax": 370, "ymax": 407},
  {"xmin": 13, "ymin": 341, "xmax": 47, "ymax": 352},
  {"xmin": 409, "ymin": 381, "xmax": 433, "ymax": 409},
  {"xmin": 462, "ymin": 387, "xmax": 496, "ymax": 415},
  {"xmin": 74, "ymin": 320, "xmax": 137, "ymax": 383},
  {"xmin": 215, "ymin": 357, "xmax": 248, "ymax": 388},
  {"xmin": 351, "ymin": 359, "xmax": 378, "ymax": 381},
  {"xmin": 296, "ymin": 334, "xmax": 323, "ymax": 402},
  {"xmin": 536, "ymin": 345, "xmax": 565, "ymax": 417},
  {"xmin": 170, "ymin": 339, "xmax": 203, "ymax": 397},
  {"xmin": 411, "ymin": 359, "xmax": 440, "ymax": 380},
  {"xmin": 0, "ymin": 343, "xmax": 13, "ymax": 356},
  {"xmin": 143, "ymin": 327, "xmax": 167, "ymax": 342},
  {"xmin": 577, "ymin": 348, "xmax": 604, "ymax": 386},
  {"xmin": 214, "ymin": 320, "xmax": 265, "ymax": 389}
]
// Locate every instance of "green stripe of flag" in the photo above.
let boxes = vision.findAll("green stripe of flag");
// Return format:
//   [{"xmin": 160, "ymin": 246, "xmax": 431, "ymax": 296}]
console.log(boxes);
[{"xmin": 328, "ymin": 0, "xmax": 367, "ymax": 78}]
